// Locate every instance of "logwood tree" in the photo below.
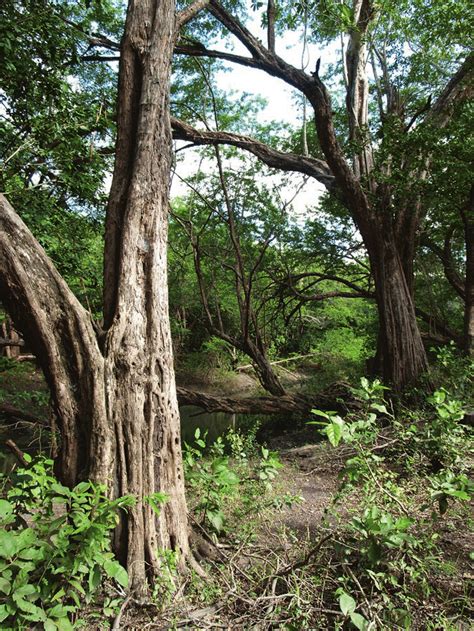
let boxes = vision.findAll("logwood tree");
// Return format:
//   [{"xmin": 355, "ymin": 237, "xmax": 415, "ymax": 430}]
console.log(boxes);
[
  {"xmin": 0, "ymin": 0, "xmax": 210, "ymax": 592},
  {"xmin": 170, "ymin": 0, "xmax": 473, "ymax": 388}
]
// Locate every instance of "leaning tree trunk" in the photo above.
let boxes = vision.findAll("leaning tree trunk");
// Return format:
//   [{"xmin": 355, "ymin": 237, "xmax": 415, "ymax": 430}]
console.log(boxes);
[
  {"xmin": 1, "ymin": 0, "xmax": 190, "ymax": 594},
  {"xmin": 240, "ymin": 338, "xmax": 286, "ymax": 396}
]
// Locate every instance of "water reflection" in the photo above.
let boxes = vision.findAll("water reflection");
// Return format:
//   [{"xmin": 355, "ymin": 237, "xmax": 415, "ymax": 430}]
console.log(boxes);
[{"xmin": 0, "ymin": 407, "xmax": 261, "ymax": 473}]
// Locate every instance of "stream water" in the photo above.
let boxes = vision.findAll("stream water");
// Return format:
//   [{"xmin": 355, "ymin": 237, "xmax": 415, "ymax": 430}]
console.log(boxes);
[{"xmin": 0, "ymin": 406, "xmax": 259, "ymax": 475}]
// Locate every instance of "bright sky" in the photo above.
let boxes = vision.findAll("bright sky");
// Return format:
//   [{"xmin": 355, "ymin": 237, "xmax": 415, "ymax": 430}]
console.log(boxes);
[{"xmin": 171, "ymin": 7, "xmax": 340, "ymax": 220}]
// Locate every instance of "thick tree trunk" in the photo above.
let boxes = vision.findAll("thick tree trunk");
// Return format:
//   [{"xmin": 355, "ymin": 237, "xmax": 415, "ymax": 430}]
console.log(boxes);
[
  {"xmin": 1, "ymin": 0, "xmax": 191, "ymax": 594},
  {"xmin": 0, "ymin": 195, "xmax": 110, "ymax": 487},
  {"xmin": 100, "ymin": 0, "xmax": 189, "ymax": 589},
  {"xmin": 368, "ymin": 229, "xmax": 428, "ymax": 388}
]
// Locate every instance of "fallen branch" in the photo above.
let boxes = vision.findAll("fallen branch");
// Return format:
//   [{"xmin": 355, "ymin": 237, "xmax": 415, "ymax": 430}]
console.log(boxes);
[
  {"xmin": 5, "ymin": 439, "xmax": 28, "ymax": 466},
  {"xmin": 236, "ymin": 352, "xmax": 319, "ymax": 371},
  {"xmin": 176, "ymin": 387, "xmax": 350, "ymax": 415},
  {"xmin": 111, "ymin": 594, "xmax": 132, "ymax": 631},
  {"xmin": 0, "ymin": 403, "xmax": 49, "ymax": 426},
  {"xmin": 0, "ymin": 337, "xmax": 25, "ymax": 348}
]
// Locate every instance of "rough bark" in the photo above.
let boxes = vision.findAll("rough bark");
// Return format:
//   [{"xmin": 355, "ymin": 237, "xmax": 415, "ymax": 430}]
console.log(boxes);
[
  {"xmin": 0, "ymin": 0, "xmax": 200, "ymax": 593},
  {"xmin": 368, "ymin": 224, "xmax": 428, "ymax": 386},
  {"xmin": 0, "ymin": 195, "xmax": 109, "ymax": 486},
  {"xmin": 461, "ymin": 186, "xmax": 474, "ymax": 355},
  {"xmin": 102, "ymin": 0, "xmax": 189, "ymax": 589}
]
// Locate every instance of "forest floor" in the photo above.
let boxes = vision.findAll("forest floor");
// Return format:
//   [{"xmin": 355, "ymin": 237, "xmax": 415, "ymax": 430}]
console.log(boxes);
[{"xmin": 1, "ymin": 360, "xmax": 473, "ymax": 629}]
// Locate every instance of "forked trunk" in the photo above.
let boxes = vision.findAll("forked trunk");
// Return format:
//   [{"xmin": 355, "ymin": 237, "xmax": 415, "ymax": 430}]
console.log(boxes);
[{"xmin": 0, "ymin": 0, "xmax": 190, "ymax": 594}]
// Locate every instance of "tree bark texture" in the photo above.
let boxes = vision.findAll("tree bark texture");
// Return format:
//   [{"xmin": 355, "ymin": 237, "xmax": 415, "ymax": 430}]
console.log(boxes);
[
  {"xmin": 462, "ymin": 186, "xmax": 474, "ymax": 355},
  {"xmin": 367, "ymin": 222, "xmax": 428, "ymax": 386},
  {"xmin": 1, "ymin": 0, "xmax": 191, "ymax": 593}
]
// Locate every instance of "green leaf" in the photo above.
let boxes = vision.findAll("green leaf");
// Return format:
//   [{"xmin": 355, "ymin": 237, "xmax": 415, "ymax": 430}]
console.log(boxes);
[
  {"xmin": 18, "ymin": 546, "xmax": 45, "ymax": 561},
  {"xmin": 47, "ymin": 604, "xmax": 75, "ymax": 618},
  {"xmin": 350, "ymin": 612, "xmax": 369, "ymax": 630},
  {"xmin": 0, "ymin": 577, "xmax": 11, "ymax": 595},
  {"xmin": 0, "ymin": 500, "xmax": 13, "ymax": 520},
  {"xmin": 326, "ymin": 420, "xmax": 344, "ymax": 447},
  {"xmin": 371, "ymin": 403, "xmax": 388, "ymax": 415},
  {"xmin": 310, "ymin": 409, "xmax": 331, "ymax": 420},
  {"xmin": 44, "ymin": 619, "xmax": 58, "ymax": 631},
  {"xmin": 395, "ymin": 517, "xmax": 413, "ymax": 530},
  {"xmin": 12, "ymin": 597, "xmax": 45, "ymax": 620},
  {"xmin": 103, "ymin": 560, "xmax": 128, "ymax": 588},
  {"xmin": 207, "ymin": 510, "xmax": 224, "ymax": 532},
  {"xmin": 0, "ymin": 604, "xmax": 12, "ymax": 623},
  {"xmin": 0, "ymin": 530, "xmax": 18, "ymax": 558},
  {"xmin": 55, "ymin": 616, "xmax": 74, "ymax": 631},
  {"xmin": 89, "ymin": 565, "xmax": 101, "ymax": 592},
  {"xmin": 339, "ymin": 591, "xmax": 356, "ymax": 615},
  {"xmin": 15, "ymin": 583, "xmax": 38, "ymax": 598}
]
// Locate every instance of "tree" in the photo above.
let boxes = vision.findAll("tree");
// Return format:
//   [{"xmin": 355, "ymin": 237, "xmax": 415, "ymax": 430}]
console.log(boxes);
[
  {"xmin": 0, "ymin": 0, "xmax": 210, "ymax": 592},
  {"xmin": 170, "ymin": 0, "xmax": 473, "ymax": 389},
  {"xmin": 417, "ymin": 100, "xmax": 474, "ymax": 355}
]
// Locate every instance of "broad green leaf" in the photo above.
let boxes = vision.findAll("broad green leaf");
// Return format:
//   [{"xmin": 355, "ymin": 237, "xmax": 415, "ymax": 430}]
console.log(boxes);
[
  {"xmin": 326, "ymin": 420, "xmax": 343, "ymax": 447},
  {"xmin": 47, "ymin": 604, "xmax": 75, "ymax": 618},
  {"xmin": 15, "ymin": 583, "xmax": 38, "ymax": 598},
  {"xmin": 350, "ymin": 612, "xmax": 369, "ymax": 630},
  {"xmin": 12, "ymin": 596, "xmax": 45, "ymax": 620},
  {"xmin": 371, "ymin": 403, "xmax": 388, "ymax": 415},
  {"xmin": 0, "ymin": 604, "xmax": 12, "ymax": 623},
  {"xmin": 103, "ymin": 560, "xmax": 128, "ymax": 588},
  {"xmin": 207, "ymin": 510, "xmax": 224, "ymax": 532},
  {"xmin": 0, "ymin": 577, "xmax": 11, "ymax": 595},
  {"xmin": 0, "ymin": 530, "xmax": 18, "ymax": 558},
  {"xmin": 339, "ymin": 591, "xmax": 356, "ymax": 615},
  {"xmin": 0, "ymin": 500, "xmax": 13, "ymax": 520}
]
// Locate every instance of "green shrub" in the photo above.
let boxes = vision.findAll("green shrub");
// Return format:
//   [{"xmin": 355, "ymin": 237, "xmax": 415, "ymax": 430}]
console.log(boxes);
[{"xmin": 0, "ymin": 456, "xmax": 133, "ymax": 630}]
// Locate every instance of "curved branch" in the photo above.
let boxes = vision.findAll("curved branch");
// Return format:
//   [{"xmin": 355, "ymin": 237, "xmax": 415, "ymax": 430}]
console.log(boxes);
[
  {"xmin": 0, "ymin": 194, "xmax": 107, "ymax": 484},
  {"xmin": 426, "ymin": 53, "xmax": 474, "ymax": 129},
  {"xmin": 419, "ymin": 231, "xmax": 465, "ymax": 299},
  {"xmin": 171, "ymin": 117, "xmax": 335, "ymax": 189}
]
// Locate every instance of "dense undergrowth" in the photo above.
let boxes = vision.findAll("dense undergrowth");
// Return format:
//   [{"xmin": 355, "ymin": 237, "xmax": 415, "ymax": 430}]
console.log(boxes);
[{"xmin": 0, "ymin": 347, "xmax": 472, "ymax": 629}]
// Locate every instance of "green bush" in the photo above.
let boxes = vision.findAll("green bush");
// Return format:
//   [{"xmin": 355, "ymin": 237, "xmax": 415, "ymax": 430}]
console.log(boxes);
[{"xmin": 0, "ymin": 456, "xmax": 133, "ymax": 630}]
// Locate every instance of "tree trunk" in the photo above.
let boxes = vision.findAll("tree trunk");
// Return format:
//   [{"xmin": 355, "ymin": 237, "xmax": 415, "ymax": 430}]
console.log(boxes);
[
  {"xmin": 462, "ymin": 186, "xmax": 474, "ymax": 355},
  {"xmin": 1, "ymin": 0, "xmax": 190, "ymax": 594},
  {"xmin": 243, "ymin": 339, "xmax": 286, "ymax": 396},
  {"xmin": 368, "ymin": 227, "xmax": 428, "ymax": 388}
]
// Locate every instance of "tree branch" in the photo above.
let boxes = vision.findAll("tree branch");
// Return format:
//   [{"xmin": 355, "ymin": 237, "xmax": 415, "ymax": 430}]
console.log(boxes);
[
  {"xmin": 171, "ymin": 117, "xmax": 335, "ymax": 188},
  {"xmin": 176, "ymin": 0, "xmax": 210, "ymax": 28},
  {"xmin": 425, "ymin": 53, "xmax": 474, "ymax": 129},
  {"xmin": 267, "ymin": 0, "xmax": 276, "ymax": 53}
]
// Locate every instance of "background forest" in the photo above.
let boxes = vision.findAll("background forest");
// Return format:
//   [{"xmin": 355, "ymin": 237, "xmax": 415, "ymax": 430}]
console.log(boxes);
[{"xmin": 0, "ymin": 0, "xmax": 473, "ymax": 629}]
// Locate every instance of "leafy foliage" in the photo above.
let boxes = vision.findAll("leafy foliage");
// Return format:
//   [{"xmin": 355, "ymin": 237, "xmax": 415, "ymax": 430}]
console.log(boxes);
[
  {"xmin": 183, "ymin": 427, "xmax": 283, "ymax": 533},
  {"xmin": 0, "ymin": 457, "xmax": 132, "ymax": 630}
]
